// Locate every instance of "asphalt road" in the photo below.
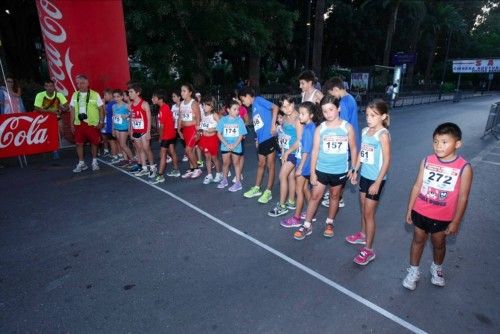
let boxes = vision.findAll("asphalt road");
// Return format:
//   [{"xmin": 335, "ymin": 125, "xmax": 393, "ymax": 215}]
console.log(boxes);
[{"xmin": 1, "ymin": 95, "xmax": 499, "ymax": 333}]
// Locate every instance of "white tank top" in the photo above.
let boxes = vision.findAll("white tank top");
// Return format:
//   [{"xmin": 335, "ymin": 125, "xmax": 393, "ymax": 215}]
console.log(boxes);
[
  {"xmin": 200, "ymin": 113, "xmax": 218, "ymax": 131},
  {"xmin": 171, "ymin": 103, "xmax": 180, "ymax": 128},
  {"xmin": 180, "ymin": 99, "xmax": 194, "ymax": 122},
  {"xmin": 301, "ymin": 89, "xmax": 318, "ymax": 103}
]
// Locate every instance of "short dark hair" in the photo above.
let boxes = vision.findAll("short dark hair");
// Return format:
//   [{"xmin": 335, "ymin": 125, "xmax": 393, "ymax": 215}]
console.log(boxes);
[
  {"xmin": 433, "ymin": 122, "xmax": 462, "ymax": 140},
  {"xmin": 129, "ymin": 83, "xmax": 142, "ymax": 94},
  {"xmin": 104, "ymin": 88, "xmax": 113, "ymax": 95},
  {"xmin": 323, "ymin": 77, "xmax": 345, "ymax": 91},
  {"xmin": 320, "ymin": 94, "xmax": 341, "ymax": 109},
  {"xmin": 239, "ymin": 86, "xmax": 255, "ymax": 98},
  {"xmin": 298, "ymin": 70, "xmax": 316, "ymax": 83},
  {"xmin": 44, "ymin": 79, "xmax": 54, "ymax": 85},
  {"xmin": 112, "ymin": 89, "xmax": 123, "ymax": 95},
  {"xmin": 153, "ymin": 89, "xmax": 167, "ymax": 101}
]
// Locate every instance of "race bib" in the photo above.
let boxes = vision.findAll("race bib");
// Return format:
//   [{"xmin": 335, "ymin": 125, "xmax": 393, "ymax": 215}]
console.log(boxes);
[
  {"xmin": 131, "ymin": 118, "xmax": 144, "ymax": 130},
  {"xmin": 322, "ymin": 135, "xmax": 348, "ymax": 154},
  {"xmin": 422, "ymin": 163, "xmax": 460, "ymax": 192},
  {"xmin": 182, "ymin": 112, "xmax": 193, "ymax": 122},
  {"xmin": 199, "ymin": 121, "xmax": 209, "ymax": 131},
  {"xmin": 279, "ymin": 134, "xmax": 291, "ymax": 149},
  {"xmin": 253, "ymin": 114, "xmax": 264, "ymax": 131},
  {"xmin": 360, "ymin": 143, "xmax": 375, "ymax": 164},
  {"xmin": 224, "ymin": 124, "xmax": 239, "ymax": 138},
  {"xmin": 113, "ymin": 115, "xmax": 123, "ymax": 124}
]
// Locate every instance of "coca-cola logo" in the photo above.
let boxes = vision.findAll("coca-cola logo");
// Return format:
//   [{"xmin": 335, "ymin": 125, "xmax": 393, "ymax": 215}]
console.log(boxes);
[
  {"xmin": 0, "ymin": 115, "xmax": 49, "ymax": 148},
  {"xmin": 37, "ymin": 0, "xmax": 75, "ymax": 96}
]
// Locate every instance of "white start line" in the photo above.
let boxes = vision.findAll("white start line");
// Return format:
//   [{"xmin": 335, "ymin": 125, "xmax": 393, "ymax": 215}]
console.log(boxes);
[{"xmin": 99, "ymin": 158, "xmax": 427, "ymax": 334}]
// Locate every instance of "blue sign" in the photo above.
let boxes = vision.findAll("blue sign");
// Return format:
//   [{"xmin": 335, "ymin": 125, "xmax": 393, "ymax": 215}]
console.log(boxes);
[{"xmin": 392, "ymin": 52, "xmax": 417, "ymax": 65}]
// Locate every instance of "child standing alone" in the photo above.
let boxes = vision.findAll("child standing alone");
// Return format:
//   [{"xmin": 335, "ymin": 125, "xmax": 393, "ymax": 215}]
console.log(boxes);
[{"xmin": 403, "ymin": 122, "xmax": 472, "ymax": 290}]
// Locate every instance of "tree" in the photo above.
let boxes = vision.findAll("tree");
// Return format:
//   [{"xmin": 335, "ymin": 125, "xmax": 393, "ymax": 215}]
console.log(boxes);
[{"xmin": 312, "ymin": 0, "xmax": 326, "ymax": 81}]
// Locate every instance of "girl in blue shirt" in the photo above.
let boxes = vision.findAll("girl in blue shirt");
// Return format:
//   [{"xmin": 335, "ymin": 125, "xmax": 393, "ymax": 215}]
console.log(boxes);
[{"xmin": 294, "ymin": 95, "xmax": 358, "ymax": 240}]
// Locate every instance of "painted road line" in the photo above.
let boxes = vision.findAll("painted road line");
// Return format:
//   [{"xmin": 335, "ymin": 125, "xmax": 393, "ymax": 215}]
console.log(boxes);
[{"xmin": 99, "ymin": 159, "xmax": 428, "ymax": 334}]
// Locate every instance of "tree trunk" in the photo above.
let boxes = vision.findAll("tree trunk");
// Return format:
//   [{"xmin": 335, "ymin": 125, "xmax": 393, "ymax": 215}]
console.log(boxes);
[
  {"xmin": 248, "ymin": 53, "xmax": 260, "ymax": 91},
  {"xmin": 312, "ymin": 0, "xmax": 326, "ymax": 81},
  {"xmin": 424, "ymin": 34, "xmax": 438, "ymax": 84},
  {"xmin": 382, "ymin": 0, "xmax": 401, "ymax": 66}
]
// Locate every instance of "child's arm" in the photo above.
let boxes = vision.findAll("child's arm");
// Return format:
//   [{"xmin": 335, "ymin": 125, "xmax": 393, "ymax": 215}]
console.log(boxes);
[
  {"xmin": 296, "ymin": 152, "xmax": 307, "ymax": 176},
  {"xmin": 406, "ymin": 159, "xmax": 425, "ymax": 224},
  {"xmin": 270, "ymin": 104, "xmax": 279, "ymax": 135},
  {"xmin": 368, "ymin": 131, "xmax": 391, "ymax": 195},
  {"xmin": 192, "ymin": 101, "xmax": 201, "ymax": 129},
  {"xmin": 347, "ymin": 124, "xmax": 358, "ymax": 180},
  {"xmin": 446, "ymin": 165, "xmax": 473, "ymax": 235},
  {"xmin": 309, "ymin": 127, "xmax": 321, "ymax": 186},
  {"xmin": 143, "ymin": 101, "xmax": 152, "ymax": 139}
]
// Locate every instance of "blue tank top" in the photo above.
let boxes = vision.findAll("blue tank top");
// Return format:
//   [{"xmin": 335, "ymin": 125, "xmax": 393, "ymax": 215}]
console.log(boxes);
[
  {"xmin": 282, "ymin": 120, "xmax": 298, "ymax": 153},
  {"xmin": 316, "ymin": 120, "xmax": 350, "ymax": 174},
  {"xmin": 113, "ymin": 104, "xmax": 130, "ymax": 131},
  {"xmin": 360, "ymin": 127, "xmax": 389, "ymax": 180}
]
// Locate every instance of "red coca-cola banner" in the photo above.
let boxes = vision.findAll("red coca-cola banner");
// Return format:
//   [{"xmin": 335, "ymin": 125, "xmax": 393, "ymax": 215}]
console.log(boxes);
[
  {"xmin": 0, "ymin": 112, "xmax": 59, "ymax": 158},
  {"xmin": 35, "ymin": 0, "xmax": 130, "ymax": 97}
]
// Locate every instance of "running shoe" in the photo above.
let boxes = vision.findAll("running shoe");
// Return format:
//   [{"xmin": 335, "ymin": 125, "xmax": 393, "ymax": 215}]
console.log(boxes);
[
  {"xmin": 167, "ymin": 169, "xmax": 181, "ymax": 177},
  {"xmin": 213, "ymin": 172, "xmax": 223, "ymax": 183},
  {"xmin": 128, "ymin": 164, "xmax": 141, "ymax": 173},
  {"xmin": 191, "ymin": 168, "xmax": 202, "ymax": 178},
  {"xmin": 111, "ymin": 156, "xmax": 124, "ymax": 164},
  {"xmin": 323, "ymin": 223, "xmax": 334, "ymax": 238},
  {"xmin": 167, "ymin": 156, "xmax": 172, "ymax": 163},
  {"xmin": 72, "ymin": 162, "xmax": 88, "ymax": 173},
  {"xmin": 134, "ymin": 168, "xmax": 149, "ymax": 177},
  {"xmin": 285, "ymin": 200, "xmax": 296, "ymax": 210},
  {"xmin": 203, "ymin": 174, "xmax": 214, "ymax": 184},
  {"xmin": 294, "ymin": 224, "xmax": 312, "ymax": 240},
  {"xmin": 268, "ymin": 203, "xmax": 289, "ymax": 217},
  {"xmin": 91, "ymin": 161, "xmax": 100, "ymax": 171},
  {"xmin": 321, "ymin": 198, "xmax": 329, "ymax": 208},
  {"xmin": 244, "ymin": 186, "xmax": 262, "ymax": 198},
  {"xmin": 197, "ymin": 160, "xmax": 204, "ymax": 168},
  {"xmin": 430, "ymin": 263, "xmax": 445, "ymax": 287},
  {"xmin": 181, "ymin": 170, "xmax": 194, "ymax": 179},
  {"xmin": 354, "ymin": 248, "xmax": 376, "ymax": 265},
  {"xmin": 182, "ymin": 155, "xmax": 189, "ymax": 162},
  {"xmin": 257, "ymin": 190, "xmax": 272, "ymax": 204},
  {"xmin": 150, "ymin": 175, "xmax": 165, "ymax": 184},
  {"xmin": 346, "ymin": 231, "xmax": 366, "ymax": 245},
  {"xmin": 403, "ymin": 267, "xmax": 420, "ymax": 291},
  {"xmin": 339, "ymin": 198, "xmax": 345, "ymax": 208},
  {"xmin": 280, "ymin": 216, "xmax": 301, "ymax": 228},
  {"xmin": 148, "ymin": 167, "xmax": 157, "ymax": 179},
  {"xmin": 217, "ymin": 178, "xmax": 229, "ymax": 189},
  {"xmin": 228, "ymin": 181, "xmax": 242, "ymax": 192}
]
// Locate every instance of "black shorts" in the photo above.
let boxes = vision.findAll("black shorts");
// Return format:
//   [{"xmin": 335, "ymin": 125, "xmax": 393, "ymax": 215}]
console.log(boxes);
[
  {"xmin": 160, "ymin": 138, "xmax": 177, "ymax": 148},
  {"xmin": 221, "ymin": 150, "xmax": 243, "ymax": 156},
  {"xmin": 103, "ymin": 133, "xmax": 117, "ymax": 140},
  {"xmin": 132, "ymin": 132, "xmax": 145, "ymax": 139},
  {"xmin": 359, "ymin": 176, "xmax": 386, "ymax": 201},
  {"xmin": 258, "ymin": 137, "xmax": 278, "ymax": 156},
  {"xmin": 411, "ymin": 210, "xmax": 450, "ymax": 234},
  {"xmin": 315, "ymin": 170, "xmax": 348, "ymax": 187},
  {"xmin": 285, "ymin": 154, "xmax": 297, "ymax": 165}
]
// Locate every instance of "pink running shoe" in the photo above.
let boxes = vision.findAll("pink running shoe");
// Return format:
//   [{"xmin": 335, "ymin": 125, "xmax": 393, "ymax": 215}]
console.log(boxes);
[
  {"xmin": 354, "ymin": 248, "xmax": 376, "ymax": 265},
  {"xmin": 346, "ymin": 231, "xmax": 366, "ymax": 245},
  {"xmin": 280, "ymin": 216, "xmax": 301, "ymax": 228}
]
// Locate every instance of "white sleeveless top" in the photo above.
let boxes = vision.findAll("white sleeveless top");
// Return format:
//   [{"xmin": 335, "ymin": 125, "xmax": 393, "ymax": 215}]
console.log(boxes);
[
  {"xmin": 200, "ymin": 112, "xmax": 218, "ymax": 131},
  {"xmin": 180, "ymin": 99, "xmax": 194, "ymax": 122},
  {"xmin": 301, "ymin": 89, "xmax": 318, "ymax": 103}
]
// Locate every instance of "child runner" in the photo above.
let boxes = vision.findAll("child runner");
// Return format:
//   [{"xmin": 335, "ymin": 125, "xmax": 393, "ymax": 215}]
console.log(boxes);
[
  {"xmin": 293, "ymin": 95, "xmax": 358, "ymax": 240},
  {"xmin": 240, "ymin": 87, "xmax": 279, "ymax": 204},
  {"xmin": 102, "ymin": 89, "xmax": 119, "ymax": 160},
  {"xmin": 321, "ymin": 77, "xmax": 361, "ymax": 209},
  {"xmin": 403, "ymin": 122, "xmax": 473, "ymax": 290},
  {"xmin": 232, "ymin": 92, "xmax": 250, "ymax": 182},
  {"xmin": 179, "ymin": 84, "xmax": 202, "ymax": 179},
  {"xmin": 216, "ymin": 100, "xmax": 247, "ymax": 191},
  {"xmin": 281, "ymin": 101, "xmax": 321, "ymax": 228},
  {"xmin": 299, "ymin": 70, "xmax": 323, "ymax": 104},
  {"xmin": 346, "ymin": 99, "xmax": 391, "ymax": 265},
  {"xmin": 269, "ymin": 95, "xmax": 303, "ymax": 217},
  {"xmin": 128, "ymin": 83, "xmax": 156, "ymax": 178},
  {"xmin": 199, "ymin": 96, "xmax": 223, "ymax": 184},
  {"xmin": 151, "ymin": 89, "xmax": 178, "ymax": 184},
  {"xmin": 171, "ymin": 90, "xmax": 188, "ymax": 167},
  {"xmin": 112, "ymin": 89, "xmax": 134, "ymax": 166}
]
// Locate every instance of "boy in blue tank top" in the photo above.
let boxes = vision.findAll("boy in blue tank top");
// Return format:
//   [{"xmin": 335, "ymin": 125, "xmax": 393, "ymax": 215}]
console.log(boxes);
[
  {"xmin": 294, "ymin": 95, "xmax": 358, "ymax": 240},
  {"xmin": 239, "ymin": 87, "xmax": 279, "ymax": 204}
]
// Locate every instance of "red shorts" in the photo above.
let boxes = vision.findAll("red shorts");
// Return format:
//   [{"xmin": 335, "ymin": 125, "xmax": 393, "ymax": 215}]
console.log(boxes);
[
  {"xmin": 198, "ymin": 134, "xmax": 219, "ymax": 156},
  {"xmin": 74, "ymin": 122, "xmax": 101, "ymax": 145},
  {"xmin": 182, "ymin": 125, "xmax": 198, "ymax": 148}
]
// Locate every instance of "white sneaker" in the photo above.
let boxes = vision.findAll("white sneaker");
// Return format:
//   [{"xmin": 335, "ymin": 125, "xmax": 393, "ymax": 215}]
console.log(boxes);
[
  {"xmin": 92, "ymin": 161, "xmax": 100, "ymax": 171},
  {"xmin": 167, "ymin": 156, "xmax": 172, "ymax": 163},
  {"xmin": 232, "ymin": 173, "xmax": 243, "ymax": 183},
  {"xmin": 339, "ymin": 198, "xmax": 345, "ymax": 208},
  {"xmin": 134, "ymin": 168, "xmax": 149, "ymax": 177},
  {"xmin": 321, "ymin": 198, "xmax": 329, "ymax": 208},
  {"xmin": 181, "ymin": 170, "xmax": 193, "ymax": 178},
  {"xmin": 148, "ymin": 168, "xmax": 157, "ymax": 179},
  {"xmin": 213, "ymin": 172, "xmax": 223, "ymax": 183},
  {"xmin": 203, "ymin": 174, "xmax": 214, "ymax": 184},
  {"xmin": 402, "ymin": 267, "xmax": 420, "ymax": 291},
  {"xmin": 191, "ymin": 168, "xmax": 202, "ymax": 179},
  {"xmin": 182, "ymin": 155, "xmax": 188, "ymax": 162},
  {"xmin": 430, "ymin": 263, "xmax": 445, "ymax": 287},
  {"xmin": 323, "ymin": 192, "xmax": 329, "ymax": 200},
  {"xmin": 73, "ymin": 162, "xmax": 88, "ymax": 173}
]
